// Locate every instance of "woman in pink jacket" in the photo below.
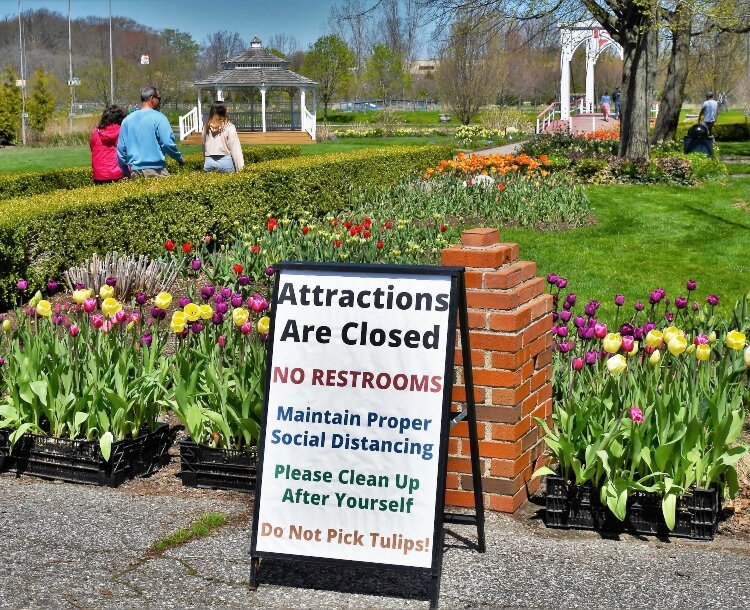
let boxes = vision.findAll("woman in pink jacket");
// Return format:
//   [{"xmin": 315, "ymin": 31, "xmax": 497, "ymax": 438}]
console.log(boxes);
[{"xmin": 90, "ymin": 105, "xmax": 128, "ymax": 183}]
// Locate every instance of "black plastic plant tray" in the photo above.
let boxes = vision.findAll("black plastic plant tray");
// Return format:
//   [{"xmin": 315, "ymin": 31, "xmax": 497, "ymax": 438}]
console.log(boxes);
[
  {"xmin": 0, "ymin": 428, "xmax": 10, "ymax": 472},
  {"xmin": 545, "ymin": 475, "xmax": 720, "ymax": 541},
  {"xmin": 179, "ymin": 439, "xmax": 257, "ymax": 493},
  {"xmin": 9, "ymin": 423, "xmax": 171, "ymax": 488}
]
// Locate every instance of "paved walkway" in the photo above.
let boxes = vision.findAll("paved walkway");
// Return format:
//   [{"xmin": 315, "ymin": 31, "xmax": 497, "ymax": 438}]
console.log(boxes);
[
  {"xmin": 2, "ymin": 470, "xmax": 749, "ymax": 609},
  {"xmin": 471, "ymin": 142, "xmax": 526, "ymax": 156}
]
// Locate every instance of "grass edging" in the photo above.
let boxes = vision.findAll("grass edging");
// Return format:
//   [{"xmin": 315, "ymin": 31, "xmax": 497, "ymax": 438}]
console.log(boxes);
[{"xmin": 148, "ymin": 512, "xmax": 228, "ymax": 555}]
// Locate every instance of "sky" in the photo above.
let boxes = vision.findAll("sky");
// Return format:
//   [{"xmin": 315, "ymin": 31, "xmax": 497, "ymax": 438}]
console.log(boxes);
[{"xmin": 13, "ymin": 0, "xmax": 340, "ymax": 48}]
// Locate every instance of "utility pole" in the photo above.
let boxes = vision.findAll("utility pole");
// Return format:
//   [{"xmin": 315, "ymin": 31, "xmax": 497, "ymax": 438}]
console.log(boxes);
[
  {"xmin": 68, "ymin": 0, "xmax": 75, "ymax": 132},
  {"xmin": 17, "ymin": 0, "xmax": 26, "ymax": 145},
  {"xmin": 109, "ymin": 0, "xmax": 114, "ymax": 103}
]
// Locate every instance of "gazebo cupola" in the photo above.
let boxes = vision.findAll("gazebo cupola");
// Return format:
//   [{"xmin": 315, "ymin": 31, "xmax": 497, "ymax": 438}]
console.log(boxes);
[{"xmin": 179, "ymin": 36, "xmax": 318, "ymax": 142}]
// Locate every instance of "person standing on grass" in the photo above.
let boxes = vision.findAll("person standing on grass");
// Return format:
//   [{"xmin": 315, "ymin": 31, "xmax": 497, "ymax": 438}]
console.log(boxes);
[
  {"xmin": 699, "ymin": 91, "xmax": 719, "ymax": 135},
  {"xmin": 90, "ymin": 105, "xmax": 128, "ymax": 184},
  {"xmin": 202, "ymin": 101, "xmax": 244, "ymax": 173},
  {"xmin": 117, "ymin": 86, "xmax": 184, "ymax": 178},
  {"xmin": 600, "ymin": 92, "xmax": 612, "ymax": 122}
]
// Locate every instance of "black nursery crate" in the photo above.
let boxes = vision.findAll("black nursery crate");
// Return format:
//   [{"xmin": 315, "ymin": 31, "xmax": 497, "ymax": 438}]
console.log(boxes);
[
  {"xmin": 0, "ymin": 428, "xmax": 10, "ymax": 472},
  {"xmin": 544, "ymin": 476, "xmax": 720, "ymax": 541},
  {"xmin": 10, "ymin": 423, "xmax": 171, "ymax": 488},
  {"xmin": 179, "ymin": 439, "xmax": 257, "ymax": 492}
]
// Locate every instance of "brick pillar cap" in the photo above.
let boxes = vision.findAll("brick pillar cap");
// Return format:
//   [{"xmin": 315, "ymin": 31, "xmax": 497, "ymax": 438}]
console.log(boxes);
[{"xmin": 461, "ymin": 228, "xmax": 500, "ymax": 248}]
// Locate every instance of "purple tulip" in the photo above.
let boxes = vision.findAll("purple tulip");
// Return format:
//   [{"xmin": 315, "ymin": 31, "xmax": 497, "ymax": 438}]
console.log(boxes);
[
  {"xmin": 565, "ymin": 293, "xmax": 577, "ymax": 305},
  {"xmin": 557, "ymin": 326, "xmax": 568, "ymax": 337},
  {"xmin": 557, "ymin": 341, "xmax": 571, "ymax": 353},
  {"xmin": 665, "ymin": 311, "xmax": 675, "ymax": 322},
  {"xmin": 220, "ymin": 287, "xmax": 232, "ymax": 299},
  {"xmin": 692, "ymin": 301, "xmax": 699, "ymax": 312},
  {"xmin": 74, "ymin": 282, "xmax": 86, "ymax": 290},
  {"xmin": 687, "ymin": 279, "xmax": 697, "ymax": 291},
  {"xmin": 562, "ymin": 301, "xmax": 572, "ymax": 311},
  {"xmin": 620, "ymin": 323, "xmax": 634, "ymax": 336},
  {"xmin": 191, "ymin": 322, "xmax": 204, "ymax": 333},
  {"xmin": 216, "ymin": 301, "xmax": 229, "ymax": 315},
  {"xmin": 552, "ymin": 312, "xmax": 559, "ymax": 323},
  {"xmin": 178, "ymin": 297, "xmax": 192, "ymax": 308},
  {"xmin": 238, "ymin": 275, "xmax": 250, "ymax": 286},
  {"xmin": 572, "ymin": 357, "xmax": 584, "ymax": 371},
  {"xmin": 706, "ymin": 294, "xmax": 719, "ymax": 306},
  {"xmin": 135, "ymin": 292, "xmax": 148, "ymax": 305},
  {"xmin": 191, "ymin": 259, "xmax": 202, "ymax": 271},
  {"xmin": 634, "ymin": 301, "xmax": 644, "ymax": 312},
  {"xmin": 47, "ymin": 280, "xmax": 59, "ymax": 294},
  {"xmin": 675, "ymin": 296, "xmax": 688, "ymax": 310},
  {"xmin": 643, "ymin": 322, "xmax": 656, "ymax": 334},
  {"xmin": 614, "ymin": 294, "xmax": 625, "ymax": 307},
  {"xmin": 265, "ymin": 266, "xmax": 275, "ymax": 276},
  {"xmin": 583, "ymin": 327, "xmax": 595, "ymax": 340},
  {"xmin": 546, "ymin": 273, "xmax": 559, "ymax": 285},
  {"xmin": 105, "ymin": 277, "xmax": 117, "ymax": 287},
  {"xmin": 230, "ymin": 293, "xmax": 244, "ymax": 308},
  {"xmin": 151, "ymin": 307, "xmax": 166, "ymax": 320},
  {"xmin": 0, "ymin": 357, "xmax": 5, "ymax": 366},
  {"xmin": 212, "ymin": 312, "xmax": 224, "ymax": 325},
  {"xmin": 51, "ymin": 315, "xmax": 63, "ymax": 326},
  {"xmin": 584, "ymin": 300, "xmax": 600, "ymax": 316},
  {"xmin": 559, "ymin": 310, "xmax": 571, "ymax": 323},
  {"xmin": 139, "ymin": 333, "xmax": 152, "ymax": 348},
  {"xmin": 633, "ymin": 327, "xmax": 644, "ymax": 340},
  {"xmin": 213, "ymin": 294, "xmax": 224, "ymax": 304},
  {"xmin": 573, "ymin": 316, "xmax": 585, "ymax": 328},
  {"xmin": 649, "ymin": 290, "xmax": 662, "ymax": 304},
  {"xmin": 16, "ymin": 279, "xmax": 28, "ymax": 291},
  {"xmin": 260, "ymin": 332, "xmax": 268, "ymax": 342},
  {"xmin": 201, "ymin": 285, "xmax": 216, "ymax": 300},
  {"xmin": 556, "ymin": 277, "xmax": 568, "ymax": 289}
]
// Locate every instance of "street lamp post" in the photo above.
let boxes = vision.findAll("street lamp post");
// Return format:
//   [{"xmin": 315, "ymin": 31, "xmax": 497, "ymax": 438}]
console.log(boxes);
[
  {"xmin": 109, "ymin": 0, "xmax": 114, "ymax": 103},
  {"xmin": 17, "ymin": 0, "xmax": 26, "ymax": 145}
]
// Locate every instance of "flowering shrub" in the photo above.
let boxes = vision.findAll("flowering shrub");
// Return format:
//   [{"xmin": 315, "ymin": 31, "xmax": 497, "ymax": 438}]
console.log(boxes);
[
  {"xmin": 424, "ymin": 152, "xmax": 549, "ymax": 179},
  {"xmin": 520, "ymin": 131, "xmax": 619, "ymax": 157},
  {"xmin": 535, "ymin": 277, "xmax": 750, "ymax": 528},
  {"xmin": 329, "ymin": 127, "xmax": 448, "ymax": 139}
]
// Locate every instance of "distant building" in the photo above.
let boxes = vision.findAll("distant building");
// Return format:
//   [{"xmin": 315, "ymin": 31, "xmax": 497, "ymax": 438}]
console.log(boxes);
[{"xmin": 410, "ymin": 59, "xmax": 439, "ymax": 75}]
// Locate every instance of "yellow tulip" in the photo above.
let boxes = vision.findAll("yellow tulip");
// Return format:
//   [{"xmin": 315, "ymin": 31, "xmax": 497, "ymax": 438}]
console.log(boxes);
[
  {"xmin": 199, "ymin": 304, "xmax": 213, "ymax": 320},
  {"xmin": 667, "ymin": 336, "xmax": 687, "ymax": 356},
  {"xmin": 645, "ymin": 329, "xmax": 663, "ymax": 348},
  {"xmin": 726, "ymin": 330, "xmax": 746, "ymax": 351},
  {"xmin": 708, "ymin": 331, "xmax": 717, "ymax": 344},
  {"xmin": 648, "ymin": 349, "xmax": 661, "ymax": 367},
  {"xmin": 663, "ymin": 326, "xmax": 683, "ymax": 346},
  {"xmin": 155, "ymin": 292, "xmax": 173, "ymax": 310},
  {"xmin": 686, "ymin": 344, "xmax": 696, "ymax": 354},
  {"xmin": 72, "ymin": 288, "xmax": 92, "ymax": 304},
  {"xmin": 171, "ymin": 311, "xmax": 187, "ymax": 325},
  {"xmin": 232, "ymin": 307, "xmax": 249, "ymax": 327},
  {"xmin": 35, "ymin": 299, "xmax": 52, "ymax": 318},
  {"xmin": 744, "ymin": 346, "xmax": 750, "ymax": 367},
  {"xmin": 606, "ymin": 354, "xmax": 627, "ymax": 375},
  {"xmin": 627, "ymin": 341, "xmax": 639, "ymax": 357},
  {"xmin": 170, "ymin": 319, "xmax": 186, "ymax": 333},
  {"xmin": 184, "ymin": 303, "xmax": 201, "ymax": 322},
  {"xmin": 101, "ymin": 298, "xmax": 121, "ymax": 318},
  {"xmin": 257, "ymin": 316, "xmax": 270, "ymax": 334},
  {"xmin": 696, "ymin": 344, "xmax": 711, "ymax": 361},
  {"xmin": 99, "ymin": 284, "xmax": 115, "ymax": 299},
  {"xmin": 602, "ymin": 333, "xmax": 622, "ymax": 354},
  {"xmin": 2, "ymin": 319, "xmax": 11, "ymax": 332}
]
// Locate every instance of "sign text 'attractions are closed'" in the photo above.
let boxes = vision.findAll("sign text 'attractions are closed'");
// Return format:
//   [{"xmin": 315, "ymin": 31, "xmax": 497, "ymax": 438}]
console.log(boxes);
[{"xmin": 252, "ymin": 266, "xmax": 457, "ymax": 569}]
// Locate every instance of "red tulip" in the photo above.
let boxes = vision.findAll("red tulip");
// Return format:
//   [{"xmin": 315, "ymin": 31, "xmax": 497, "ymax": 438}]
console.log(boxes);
[
  {"xmin": 233, "ymin": 264, "xmax": 244, "ymax": 274},
  {"xmin": 164, "ymin": 240, "xmax": 175, "ymax": 252},
  {"xmin": 182, "ymin": 242, "xmax": 192, "ymax": 254}
]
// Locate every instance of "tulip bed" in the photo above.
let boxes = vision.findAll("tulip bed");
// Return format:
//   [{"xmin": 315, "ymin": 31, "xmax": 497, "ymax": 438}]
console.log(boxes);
[
  {"xmin": 536, "ymin": 275, "xmax": 750, "ymax": 530},
  {"xmin": 0, "ymin": 145, "xmax": 302, "ymax": 202}
]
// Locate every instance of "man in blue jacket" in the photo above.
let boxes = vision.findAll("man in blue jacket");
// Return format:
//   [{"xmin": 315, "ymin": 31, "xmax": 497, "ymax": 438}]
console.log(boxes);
[{"xmin": 117, "ymin": 86, "xmax": 184, "ymax": 178}]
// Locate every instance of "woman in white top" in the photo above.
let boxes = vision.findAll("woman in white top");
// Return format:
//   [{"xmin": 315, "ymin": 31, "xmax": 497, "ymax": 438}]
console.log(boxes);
[{"xmin": 202, "ymin": 101, "xmax": 244, "ymax": 173}]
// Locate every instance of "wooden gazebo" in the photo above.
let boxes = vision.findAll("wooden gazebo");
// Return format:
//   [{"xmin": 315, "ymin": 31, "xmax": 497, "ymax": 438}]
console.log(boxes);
[{"xmin": 179, "ymin": 36, "xmax": 318, "ymax": 144}]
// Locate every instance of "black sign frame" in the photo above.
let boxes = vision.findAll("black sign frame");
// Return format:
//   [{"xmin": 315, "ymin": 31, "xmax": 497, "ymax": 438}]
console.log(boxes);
[{"xmin": 249, "ymin": 262, "xmax": 484, "ymax": 608}]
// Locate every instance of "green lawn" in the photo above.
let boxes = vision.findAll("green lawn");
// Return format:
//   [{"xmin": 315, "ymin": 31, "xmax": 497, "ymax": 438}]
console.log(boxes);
[
  {"xmin": 501, "ymin": 178, "xmax": 750, "ymax": 316},
  {"xmin": 300, "ymin": 135, "xmax": 455, "ymax": 155},
  {"xmin": 725, "ymin": 162, "xmax": 750, "ymax": 174},
  {"xmin": 716, "ymin": 141, "xmax": 750, "ymax": 157}
]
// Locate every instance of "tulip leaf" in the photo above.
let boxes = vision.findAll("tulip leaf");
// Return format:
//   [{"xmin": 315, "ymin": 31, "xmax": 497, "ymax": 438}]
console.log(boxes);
[
  {"xmin": 532, "ymin": 466, "xmax": 557, "ymax": 479},
  {"xmin": 99, "ymin": 434, "xmax": 112, "ymax": 462},
  {"xmin": 29, "ymin": 381, "xmax": 48, "ymax": 406},
  {"xmin": 662, "ymin": 492, "xmax": 677, "ymax": 530}
]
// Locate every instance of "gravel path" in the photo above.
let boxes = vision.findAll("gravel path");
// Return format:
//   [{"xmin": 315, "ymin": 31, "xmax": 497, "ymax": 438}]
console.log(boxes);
[{"xmin": 1, "ymin": 470, "xmax": 749, "ymax": 610}]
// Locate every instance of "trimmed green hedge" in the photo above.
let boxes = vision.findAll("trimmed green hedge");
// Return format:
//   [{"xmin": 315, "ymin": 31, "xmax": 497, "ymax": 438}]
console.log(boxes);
[
  {"xmin": 0, "ymin": 145, "xmax": 452, "ymax": 306},
  {"xmin": 0, "ymin": 145, "xmax": 302, "ymax": 201},
  {"xmin": 712, "ymin": 122, "xmax": 750, "ymax": 142}
]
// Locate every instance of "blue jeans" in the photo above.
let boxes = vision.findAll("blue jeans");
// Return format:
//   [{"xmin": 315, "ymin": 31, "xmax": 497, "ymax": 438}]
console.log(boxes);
[{"xmin": 204, "ymin": 155, "xmax": 236, "ymax": 173}]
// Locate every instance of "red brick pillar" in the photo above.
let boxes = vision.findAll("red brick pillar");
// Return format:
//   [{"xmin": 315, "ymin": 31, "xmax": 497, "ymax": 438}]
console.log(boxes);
[{"xmin": 441, "ymin": 228, "xmax": 554, "ymax": 513}]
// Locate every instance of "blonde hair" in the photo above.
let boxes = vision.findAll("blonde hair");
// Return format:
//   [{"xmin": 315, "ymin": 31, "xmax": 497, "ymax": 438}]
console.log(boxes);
[{"xmin": 204, "ymin": 101, "xmax": 229, "ymax": 134}]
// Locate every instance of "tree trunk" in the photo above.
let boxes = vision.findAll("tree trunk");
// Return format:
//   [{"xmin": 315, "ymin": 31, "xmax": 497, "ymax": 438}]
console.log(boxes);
[
  {"xmin": 652, "ymin": 10, "xmax": 692, "ymax": 144},
  {"xmin": 619, "ymin": 26, "xmax": 652, "ymax": 159}
]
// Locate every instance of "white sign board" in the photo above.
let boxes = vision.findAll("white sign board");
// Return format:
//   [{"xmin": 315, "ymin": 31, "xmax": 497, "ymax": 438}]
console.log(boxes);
[
  {"xmin": 140, "ymin": 54, "xmax": 150, "ymax": 65},
  {"xmin": 15, "ymin": 79, "xmax": 25, "ymax": 87},
  {"xmin": 252, "ymin": 264, "xmax": 457, "ymax": 570}
]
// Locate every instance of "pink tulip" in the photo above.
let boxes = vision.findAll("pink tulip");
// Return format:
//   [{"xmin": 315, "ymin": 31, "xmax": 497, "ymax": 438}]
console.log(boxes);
[
  {"xmin": 218, "ymin": 336, "xmax": 226, "ymax": 348},
  {"xmin": 621, "ymin": 336, "xmax": 635, "ymax": 353},
  {"xmin": 91, "ymin": 314, "xmax": 104, "ymax": 329},
  {"xmin": 694, "ymin": 333, "xmax": 709, "ymax": 345},
  {"xmin": 629, "ymin": 407, "xmax": 644, "ymax": 423},
  {"xmin": 241, "ymin": 321, "xmax": 252, "ymax": 335},
  {"xmin": 572, "ymin": 357, "xmax": 584, "ymax": 371},
  {"xmin": 594, "ymin": 322, "xmax": 608, "ymax": 339},
  {"xmin": 113, "ymin": 309, "xmax": 127, "ymax": 324},
  {"xmin": 83, "ymin": 298, "xmax": 98, "ymax": 313},
  {"xmin": 69, "ymin": 324, "xmax": 80, "ymax": 337}
]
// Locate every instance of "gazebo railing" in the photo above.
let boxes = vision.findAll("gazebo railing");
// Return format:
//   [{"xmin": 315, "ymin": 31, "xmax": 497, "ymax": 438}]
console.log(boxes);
[
  {"xmin": 179, "ymin": 107, "xmax": 199, "ymax": 140},
  {"xmin": 229, "ymin": 111, "xmax": 301, "ymax": 131},
  {"xmin": 302, "ymin": 107, "xmax": 316, "ymax": 140}
]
